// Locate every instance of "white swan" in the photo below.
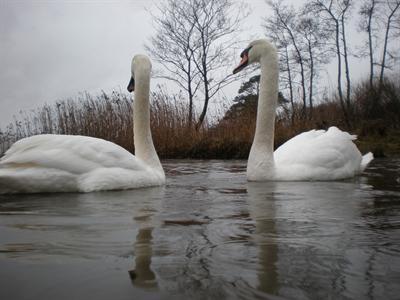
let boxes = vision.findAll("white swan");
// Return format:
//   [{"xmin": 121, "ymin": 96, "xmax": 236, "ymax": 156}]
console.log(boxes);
[
  {"xmin": 0, "ymin": 55, "xmax": 165, "ymax": 193},
  {"xmin": 233, "ymin": 39, "xmax": 373, "ymax": 181}
]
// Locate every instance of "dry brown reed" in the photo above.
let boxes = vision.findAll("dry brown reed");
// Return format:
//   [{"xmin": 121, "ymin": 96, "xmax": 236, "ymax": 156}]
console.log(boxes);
[
  {"xmin": 1, "ymin": 77, "xmax": 399, "ymax": 158},
  {"xmin": 0, "ymin": 91, "xmax": 134, "ymax": 155}
]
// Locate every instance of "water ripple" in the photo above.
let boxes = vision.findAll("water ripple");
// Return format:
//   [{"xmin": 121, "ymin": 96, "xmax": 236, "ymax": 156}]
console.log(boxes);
[{"xmin": 1, "ymin": 159, "xmax": 399, "ymax": 300}]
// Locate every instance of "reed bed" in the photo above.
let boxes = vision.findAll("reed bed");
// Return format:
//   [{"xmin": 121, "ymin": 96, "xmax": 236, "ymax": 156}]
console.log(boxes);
[{"xmin": 1, "ymin": 78, "xmax": 399, "ymax": 158}]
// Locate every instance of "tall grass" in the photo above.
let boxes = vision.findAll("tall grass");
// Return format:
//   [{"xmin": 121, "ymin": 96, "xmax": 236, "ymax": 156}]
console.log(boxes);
[
  {"xmin": 0, "ymin": 91, "xmax": 134, "ymax": 154},
  {"xmin": 1, "ymin": 78, "xmax": 399, "ymax": 158}
]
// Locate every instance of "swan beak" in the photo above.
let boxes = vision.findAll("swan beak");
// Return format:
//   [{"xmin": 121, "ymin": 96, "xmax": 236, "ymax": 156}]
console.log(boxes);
[
  {"xmin": 127, "ymin": 76, "xmax": 135, "ymax": 92},
  {"xmin": 233, "ymin": 53, "xmax": 248, "ymax": 74}
]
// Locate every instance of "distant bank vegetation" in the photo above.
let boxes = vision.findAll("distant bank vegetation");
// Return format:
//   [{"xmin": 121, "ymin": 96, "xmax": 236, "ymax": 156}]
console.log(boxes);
[
  {"xmin": 1, "ymin": 76, "xmax": 399, "ymax": 158},
  {"xmin": 2, "ymin": 0, "xmax": 400, "ymax": 158}
]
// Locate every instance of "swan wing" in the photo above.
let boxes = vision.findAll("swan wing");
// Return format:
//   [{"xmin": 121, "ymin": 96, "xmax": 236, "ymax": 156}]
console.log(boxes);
[
  {"xmin": 274, "ymin": 127, "xmax": 370, "ymax": 180},
  {"xmin": 0, "ymin": 134, "xmax": 147, "ymax": 174}
]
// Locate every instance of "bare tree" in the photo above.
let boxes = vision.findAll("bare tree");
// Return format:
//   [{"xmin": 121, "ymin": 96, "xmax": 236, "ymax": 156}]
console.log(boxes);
[
  {"xmin": 307, "ymin": 0, "xmax": 353, "ymax": 126},
  {"xmin": 264, "ymin": 1, "xmax": 332, "ymax": 119},
  {"xmin": 265, "ymin": 1, "xmax": 308, "ymax": 117},
  {"xmin": 190, "ymin": 0, "xmax": 249, "ymax": 129},
  {"xmin": 379, "ymin": 0, "xmax": 400, "ymax": 86},
  {"xmin": 358, "ymin": 0, "xmax": 400, "ymax": 89},
  {"xmin": 296, "ymin": 15, "xmax": 331, "ymax": 118},
  {"xmin": 146, "ymin": 0, "xmax": 201, "ymax": 128},
  {"xmin": 147, "ymin": 0, "xmax": 248, "ymax": 129},
  {"xmin": 264, "ymin": 12, "xmax": 297, "ymax": 122},
  {"xmin": 340, "ymin": 1, "xmax": 353, "ymax": 108},
  {"xmin": 359, "ymin": 0, "xmax": 378, "ymax": 88},
  {"xmin": 282, "ymin": 41, "xmax": 296, "ymax": 123}
]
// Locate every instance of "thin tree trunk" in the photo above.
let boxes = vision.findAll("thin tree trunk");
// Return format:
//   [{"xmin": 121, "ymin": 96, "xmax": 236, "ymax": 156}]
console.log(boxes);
[
  {"xmin": 367, "ymin": 0, "xmax": 376, "ymax": 88},
  {"xmin": 188, "ymin": 81, "xmax": 194, "ymax": 128},
  {"xmin": 334, "ymin": 19, "xmax": 347, "ymax": 125},
  {"xmin": 379, "ymin": 25, "xmax": 390, "ymax": 86},
  {"xmin": 196, "ymin": 73, "xmax": 209, "ymax": 130},
  {"xmin": 285, "ymin": 46, "xmax": 295, "ymax": 125},
  {"xmin": 341, "ymin": 13, "xmax": 352, "ymax": 114},
  {"xmin": 274, "ymin": 8, "xmax": 307, "ymax": 118},
  {"xmin": 287, "ymin": 31, "xmax": 307, "ymax": 118},
  {"xmin": 379, "ymin": 2, "xmax": 400, "ymax": 87},
  {"xmin": 308, "ymin": 39, "xmax": 314, "ymax": 119},
  {"xmin": 196, "ymin": 31, "xmax": 210, "ymax": 130},
  {"xmin": 336, "ymin": 21, "xmax": 351, "ymax": 127},
  {"xmin": 315, "ymin": 0, "xmax": 350, "ymax": 127}
]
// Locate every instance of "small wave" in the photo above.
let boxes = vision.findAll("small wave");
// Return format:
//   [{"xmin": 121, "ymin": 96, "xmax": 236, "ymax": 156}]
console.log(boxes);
[
  {"xmin": 0, "ymin": 211, "xmax": 42, "ymax": 215},
  {"xmin": 163, "ymin": 219, "xmax": 210, "ymax": 226}
]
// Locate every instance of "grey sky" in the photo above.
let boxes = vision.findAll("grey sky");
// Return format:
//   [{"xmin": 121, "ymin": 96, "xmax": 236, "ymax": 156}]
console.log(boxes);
[
  {"xmin": 0, "ymin": 0, "xmax": 381, "ymax": 129},
  {"xmin": 0, "ymin": 0, "xmax": 152, "ymax": 128}
]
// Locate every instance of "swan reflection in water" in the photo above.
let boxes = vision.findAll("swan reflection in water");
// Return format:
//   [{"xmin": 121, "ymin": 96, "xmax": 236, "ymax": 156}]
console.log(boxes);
[
  {"xmin": 1, "ymin": 160, "xmax": 398, "ymax": 299},
  {"xmin": 128, "ymin": 186, "xmax": 165, "ymax": 289},
  {"xmin": 126, "ymin": 171, "xmax": 391, "ymax": 299},
  {"xmin": 247, "ymin": 182, "xmax": 279, "ymax": 295},
  {"xmin": 247, "ymin": 179, "xmax": 392, "ymax": 299}
]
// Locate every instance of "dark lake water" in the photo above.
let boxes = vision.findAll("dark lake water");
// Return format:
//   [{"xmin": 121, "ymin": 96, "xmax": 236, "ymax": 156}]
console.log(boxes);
[{"xmin": 0, "ymin": 159, "xmax": 399, "ymax": 300}]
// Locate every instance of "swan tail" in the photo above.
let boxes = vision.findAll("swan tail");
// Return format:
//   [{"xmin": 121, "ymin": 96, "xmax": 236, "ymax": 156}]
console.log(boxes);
[{"xmin": 360, "ymin": 152, "xmax": 374, "ymax": 172}]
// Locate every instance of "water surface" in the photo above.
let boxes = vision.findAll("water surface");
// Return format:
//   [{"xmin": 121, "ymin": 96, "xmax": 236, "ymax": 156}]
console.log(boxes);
[{"xmin": 1, "ymin": 159, "xmax": 399, "ymax": 299}]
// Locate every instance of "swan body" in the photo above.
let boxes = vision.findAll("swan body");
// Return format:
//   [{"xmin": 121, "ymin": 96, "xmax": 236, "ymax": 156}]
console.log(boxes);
[
  {"xmin": 0, "ymin": 55, "xmax": 165, "ymax": 193},
  {"xmin": 233, "ymin": 40, "xmax": 373, "ymax": 181}
]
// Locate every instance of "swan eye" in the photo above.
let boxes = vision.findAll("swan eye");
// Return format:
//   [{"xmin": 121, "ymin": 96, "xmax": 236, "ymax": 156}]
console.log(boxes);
[{"xmin": 240, "ymin": 46, "xmax": 253, "ymax": 58}]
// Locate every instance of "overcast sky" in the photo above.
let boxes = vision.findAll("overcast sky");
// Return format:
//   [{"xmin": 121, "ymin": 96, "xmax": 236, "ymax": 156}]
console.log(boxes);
[{"xmin": 0, "ymin": 0, "xmax": 375, "ymax": 129}]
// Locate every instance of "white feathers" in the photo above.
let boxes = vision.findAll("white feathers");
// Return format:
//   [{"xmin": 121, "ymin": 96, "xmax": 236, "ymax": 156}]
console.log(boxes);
[
  {"xmin": 0, "ymin": 55, "xmax": 165, "ymax": 194},
  {"xmin": 242, "ymin": 40, "xmax": 373, "ymax": 181},
  {"xmin": 273, "ymin": 127, "xmax": 373, "ymax": 181},
  {"xmin": 0, "ymin": 135, "xmax": 164, "ymax": 193}
]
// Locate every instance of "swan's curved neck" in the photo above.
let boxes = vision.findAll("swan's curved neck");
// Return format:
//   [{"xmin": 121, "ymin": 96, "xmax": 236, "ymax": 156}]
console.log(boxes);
[
  {"xmin": 247, "ymin": 54, "xmax": 279, "ymax": 180},
  {"xmin": 133, "ymin": 66, "xmax": 163, "ymax": 171}
]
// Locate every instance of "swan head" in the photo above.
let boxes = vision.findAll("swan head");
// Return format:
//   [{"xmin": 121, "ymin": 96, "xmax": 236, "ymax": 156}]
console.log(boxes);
[
  {"xmin": 233, "ymin": 39, "xmax": 276, "ymax": 74},
  {"xmin": 127, "ymin": 54, "xmax": 152, "ymax": 93}
]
